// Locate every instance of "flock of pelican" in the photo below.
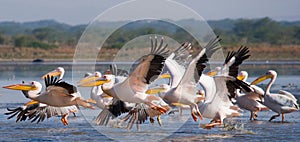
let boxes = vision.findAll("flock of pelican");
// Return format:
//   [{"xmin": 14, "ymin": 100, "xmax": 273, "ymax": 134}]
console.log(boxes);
[{"xmin": 2, "ymin": 36, "xmax": 299, "ymax": 130}]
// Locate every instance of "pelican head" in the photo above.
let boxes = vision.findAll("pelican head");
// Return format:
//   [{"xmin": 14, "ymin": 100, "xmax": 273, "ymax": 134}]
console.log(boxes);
[
  {"xmin": 78, "ymin": 74, "xmax": 111, "ymax": 87},
  {"xmin": 251, "ymin": 70, "xmax": 277, "ymax": 85},
  {"xmin": 3, "ymin": 81, "xmax": 42, "ymax": 98},
  {"xmin": 77, "ymin": 71, "xmax": 102, "ymax": 85},
  {"xmin": 237, "ymin": 71, "xmax": 248, "ymax": 81},
  {"xmin": 42, "ymin": 67, "xmax": 65, "ymax": 79}
]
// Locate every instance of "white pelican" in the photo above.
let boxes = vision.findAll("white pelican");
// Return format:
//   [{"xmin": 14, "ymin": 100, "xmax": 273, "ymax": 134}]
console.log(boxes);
[
  {"xmin": 5, "ymin": 67, "xmax": 79, "ymax": 125},
  {"xmin": 3, "ymin": 75, "xmax": 94, "ymax": 109},
  {"xmin": 97, "ymin": 36, "xmax": 170, "ymax": 112},
  {"xmin": 235, "ymin": 71, "xmax": 268, "ymax": 120},
  {"xmin": 146, "ymin": 36, "xmax": 222, "ymax": 122},
  {"xmin": 198, "ymin": 46, "xmax": 253, "ymax": 129},
  {"xmin": 79, "ymin": 37, "xmax": 171, "ymax": 129},
  {"xmin": 251, "ymin": 70, "xmax": 299, "ymax": 122}
]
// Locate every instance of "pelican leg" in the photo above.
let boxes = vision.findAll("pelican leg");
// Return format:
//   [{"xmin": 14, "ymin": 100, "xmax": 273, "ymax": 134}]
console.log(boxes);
[
  {"xmin": 269, "ymin": 114, "xmax": 280, "ymax": 122},
  {"xmin": 281, "ymin": 113, "xmax": 284, "ymax": 123},
  {"xmin": 200, "ymin": 120, "xmax": 222, "ymax": 129},
  {"xmin": 61, "ymin": 113, "xmax": 69, "ymax": 126},
  {"xmin": 150, "ymin": 117, "xmax": 154, "ymax": 124},
  {"xmin": 157, "ymin": 115, "xmax": 162, "ymax": 126},
  {"xmin": 250, "ymin": 111, "xmax": 253, "ymax": 120},
  {"xmin": 146, "ymin": 102, "xmax": 167, "ymax": 114},
  {"xmin": 72, "ymin": 112, "xmax": 77, "ymax": 117},
  {"xmin": 253, "ymin": 112, "xmax": 258, "ymax": 120},
  {"xmin": 191, "ymin": 112, "xmax": 198, "ymax": 122}
]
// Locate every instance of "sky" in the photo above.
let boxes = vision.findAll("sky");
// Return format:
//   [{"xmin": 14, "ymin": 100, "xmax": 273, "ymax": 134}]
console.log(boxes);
[{"xmin": 0, "ymin": 0, "xmax": 299, "ymax": 25}]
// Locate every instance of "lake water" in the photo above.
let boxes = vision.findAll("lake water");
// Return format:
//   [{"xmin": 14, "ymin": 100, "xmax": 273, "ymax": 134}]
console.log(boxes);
[{"xmin": 0, "ymin": 61, "xmax": 299, "ymax": 141}]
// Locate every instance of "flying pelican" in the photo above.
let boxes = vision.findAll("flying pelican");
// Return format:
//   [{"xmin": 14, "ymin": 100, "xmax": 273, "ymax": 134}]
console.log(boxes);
[
  {"xmin": 146, "ymin": 36, "xmax": 222, "ymax": 122},
  {"xmin": 251, "ymin": 70, "xmax": 299, "ymax": 122},
  {"xmin": 3, "ymin": 75, "xmax": 94, "ymax": 109},
  {"xmin": 79, "ymin": 36, "xmax": 171, "ymax": 129},
  {"xmin": 198, "ymin": 46, "xmax": 253, "ymax": 129},
  {"xmin": 5, "ymin": 67, "xmax": 79, "ymax": 125},
  {"xmin": 234, "ymin": 71, "xmax": 268, "ymax": 120}
]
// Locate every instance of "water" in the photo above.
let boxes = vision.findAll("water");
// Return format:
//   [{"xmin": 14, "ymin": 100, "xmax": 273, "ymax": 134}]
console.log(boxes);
[{"xmin": 0, "ymin": 61, "xmax": 299, "ymax": 141}]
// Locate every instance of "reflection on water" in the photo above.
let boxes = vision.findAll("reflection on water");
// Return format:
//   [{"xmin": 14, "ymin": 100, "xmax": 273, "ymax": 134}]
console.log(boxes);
[{"xmin": 0, "ymin": 61, "xmax": 299, "ymax": 141}]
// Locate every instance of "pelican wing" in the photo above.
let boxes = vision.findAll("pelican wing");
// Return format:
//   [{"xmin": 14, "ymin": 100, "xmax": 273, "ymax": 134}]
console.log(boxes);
[
  {"xmin": 226, "ymin": 46, "xmax": 251, "ymax": 100},
  {"xmin": 5, "ymin": 101, "xmax": 40, "ymax": 122},
  {"xmin": 229, "ymin": 46, "xmax": 250, "ymax": 78},
  {"xmin": 95, "ymin": 99, "xmax": 133, "ymax": 125},
  {"xmin": 279, "ymin": 90, "xmax": 297, "ymax": 101},
  {"xmin": 179, "ymin": 36, "xmax": 221, "ymax": 89},
  {"xmin": 121, "ymin": 103, "xmax": 166, "ymax": 130},
  {"xmin": 27, "ymin": 105, "xmax": 77, "ymax": 124},
  {"xmin": 165, "ymin": 43, "xmax": 188, "ymax": 88},
  {"xmin": 214, "ymin": 76, "xmax": 236, "ymax": 106},
  {"xmin": 44, "ymin": 75, "xmax": 78, "ymax": 97},
  {"xmin": 5, "ymin": 101, "xmax": 77, "ymax": 124},
  {"xmin": 126, "ymin": 37, "xmax": 169, "ymax": 92},
  {"xmin": 268, "ymin": 94, "xmax": 298, "ymax": 108}
]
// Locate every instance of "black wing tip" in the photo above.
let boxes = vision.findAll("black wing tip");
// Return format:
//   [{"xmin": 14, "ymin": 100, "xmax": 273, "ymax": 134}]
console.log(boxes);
[{"xmin": 150, "ymin": 35, "xmax": 169, "ymax": 57}]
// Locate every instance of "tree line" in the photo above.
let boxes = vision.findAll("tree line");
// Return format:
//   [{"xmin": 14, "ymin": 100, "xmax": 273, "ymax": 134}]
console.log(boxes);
[{"xmin": 0, "ymin": 17, "xmax": 299, "ymax": 49}]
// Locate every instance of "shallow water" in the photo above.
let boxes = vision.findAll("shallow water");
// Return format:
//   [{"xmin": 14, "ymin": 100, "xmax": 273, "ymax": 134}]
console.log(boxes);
[{"xmin": 0, "ymin": 62, "xmax": 299, "ymax": 141}]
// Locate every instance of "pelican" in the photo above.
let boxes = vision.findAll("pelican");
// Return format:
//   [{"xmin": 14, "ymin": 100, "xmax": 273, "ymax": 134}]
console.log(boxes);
[
  {"xmin": 198, "ymin": 46, "xmax": 253, "ymax": 129},
  {"xmin": 79, "ymin": 36, "xmax": 171, "ymax": 129},
  {"xmin": 5, "ymin": 67, "xmax": 79, "ymax": 125},
  {"xmin": 251, "ymin": 70, "xmax": 299, "ymax": 122},
  {"xmin": 235, "ymin": 71, "xmax": 268, "ymax": 120},
  {"xmin": 3, "ymin": 75, "xmax": 94, "ymax": 109},
  {"xmin": 146, "ymin": 36, "xmax": 222, "ymax": 122}
]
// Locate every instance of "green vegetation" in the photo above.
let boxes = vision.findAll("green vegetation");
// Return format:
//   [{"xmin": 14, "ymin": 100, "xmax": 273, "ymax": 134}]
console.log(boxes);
[{"xmin": 0, "ymin": 17, "xmax": 299, "ymax": 60}]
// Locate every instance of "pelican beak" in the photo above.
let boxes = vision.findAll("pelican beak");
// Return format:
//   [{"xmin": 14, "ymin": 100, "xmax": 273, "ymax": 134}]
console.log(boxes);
[
  {"xmin": 206, "ymin": 70, "xmax": 218, "ymax": 77},
  {"xmin": 25, "ymin": 100, "xmax": 39, "ymax": 106},
  {"xmin": 237, "ymin": 74, "xmax": 245, "ymax": 81},
  {"xmin": 77, "ymin": 75, "xmax": 100, "ymax": 85},
  {"xmin": 78, "ymin": 77, "xmax": 110, "ymax": 87},
  {"xmin": 159, "ymin": 73, "xmax": 171, "ymax": 79},
  {"xmin": 146, "ymin": 87, "xmax": 168, "ymax": 94},
  {"xmin": 3, "ymin": 83, "xmax": 37, "ymax": 91},
  {"xmin": 251, "ymin": 74, "xmax": 272, "ymax": 85},
  {"xmin": 42, "ymin": 70, "xmax": 61, "ymax": 79}
]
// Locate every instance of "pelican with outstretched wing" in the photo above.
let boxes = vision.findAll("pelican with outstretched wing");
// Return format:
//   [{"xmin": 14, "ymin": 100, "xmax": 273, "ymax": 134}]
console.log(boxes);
[
  {"xmin": 198, "ymin": 46, "xmax": 253, "ymax": 129},
  {"xmin": 3, "ymin": 75, "xmax": 94, "ymax": 110},
  {"xmin": 147, "ymin": 36, "xmax": 222, "ymax": 122},
  {"xmin": 78, "ymin": 36, "xmax": 171, "ymax": 129},
  {"xmin": 4, "ymin": 67, "xmax": 79, "ymax": 125},
  {"xmin": 251, "ymin": 70, "xmax": 299, "ymax": 122}
]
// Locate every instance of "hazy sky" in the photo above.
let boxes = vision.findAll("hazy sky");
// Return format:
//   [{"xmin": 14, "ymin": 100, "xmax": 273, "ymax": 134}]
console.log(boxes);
[{"xmin": 0, "ymin": 0, "xmax": 299, "ymax": 25}]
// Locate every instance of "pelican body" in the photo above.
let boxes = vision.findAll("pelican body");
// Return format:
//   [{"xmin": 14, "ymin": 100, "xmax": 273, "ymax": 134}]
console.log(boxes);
[{"xmin": 251, "ymin": 70, "xmax": 299, "ymax": 122}]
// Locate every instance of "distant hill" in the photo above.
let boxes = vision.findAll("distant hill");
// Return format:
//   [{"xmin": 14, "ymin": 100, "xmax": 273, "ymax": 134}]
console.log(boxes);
[
  {"xmin": 1, "ymin": 18, "xmax": 299, "ymax": 36},
  {"xmin": 0, "ymin": 17, "xmax": 300, "ymax": 48}
]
